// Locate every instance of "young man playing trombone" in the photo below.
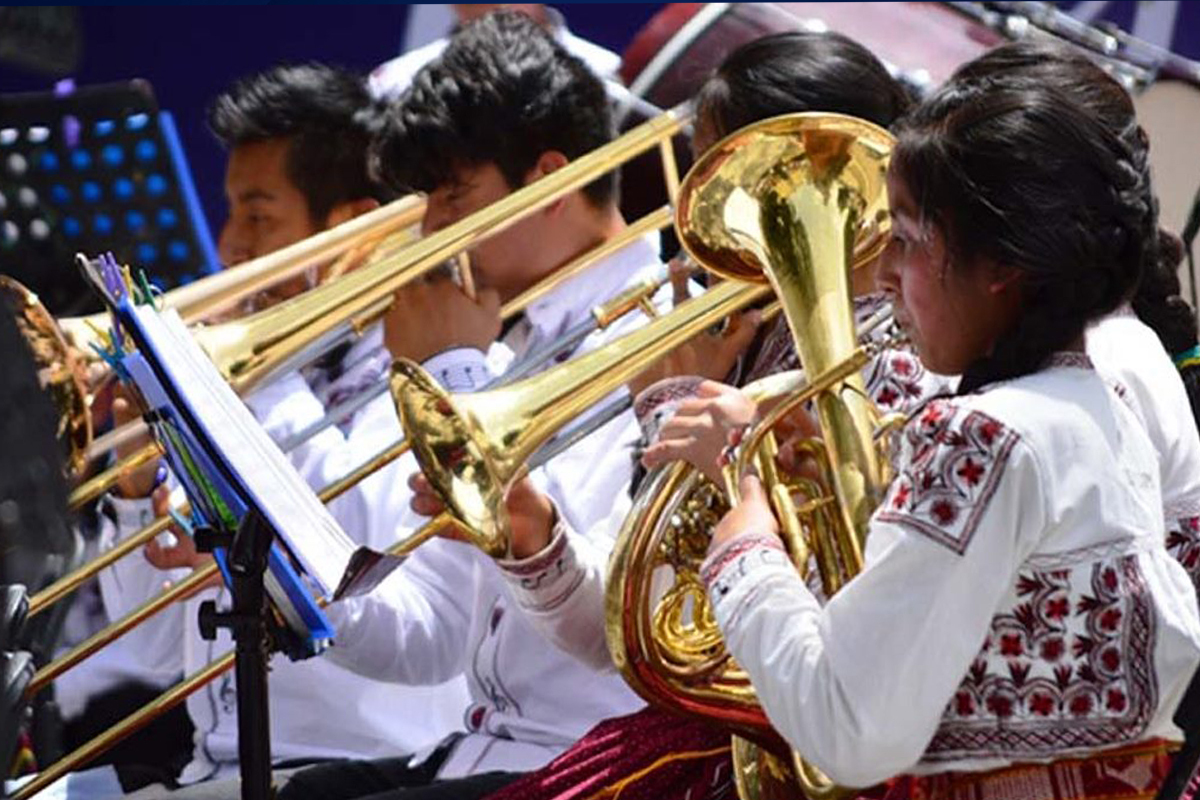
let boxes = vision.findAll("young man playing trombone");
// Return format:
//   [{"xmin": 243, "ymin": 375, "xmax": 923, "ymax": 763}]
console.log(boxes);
[
  {"xmin": 254, "ymin": 9, "xmax": 715, "ymax": 800},
  {"xmin": 62, "ymin": 64, "xmax": 469, "ymax": 797}
]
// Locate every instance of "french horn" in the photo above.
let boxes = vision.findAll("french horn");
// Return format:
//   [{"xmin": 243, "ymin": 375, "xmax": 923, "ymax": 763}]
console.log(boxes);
[{"xmin": 605, "ymin": 112, "xmax": 896, "ymax": 799}]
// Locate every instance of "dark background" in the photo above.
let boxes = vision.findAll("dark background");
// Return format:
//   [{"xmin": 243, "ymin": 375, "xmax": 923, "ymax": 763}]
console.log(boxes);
[
  {"xmin": 0, "ymin": 3, "xmax": 1196, "ymax": 252},
  {"xmin": 0, "ymin": 5, "xmax": 663, "ymax": 236}
]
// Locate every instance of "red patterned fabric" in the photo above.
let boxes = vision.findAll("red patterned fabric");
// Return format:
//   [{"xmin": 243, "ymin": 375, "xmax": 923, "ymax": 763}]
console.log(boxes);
[
  {"xmin": 925, "ymin": 556, "xmax": 1158, "ymax": 764},
  {"xmin": 877, "ymin": 400, "xmax": 1021, "ymax": 556},
  {"xmin": 1167, "ymin": 516, "xmax": 1200, "ymax": 595},
  {"xmin": 481, "ymin": 706, "xmax": 735, "ymax": 800},
  {"xmin": 879, "ymin": 739, "xmax": 1173, "ymax": 800}
]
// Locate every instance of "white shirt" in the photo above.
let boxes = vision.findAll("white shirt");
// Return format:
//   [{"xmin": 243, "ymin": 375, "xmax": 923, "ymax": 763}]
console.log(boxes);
[
  {"xmin": 1087, "ymin": 308, "xmax": 1200, "ymax": 585},
  {"xmin": 704, "ymin": 359, "xmax": 1200, "ymax": 786},
  {"xmin": 97, "ymin": 368, "xmax": 469, "ymax": 785},
  {"xmin": 496, "ymin": 295, "xmax": 954, "ymax": 673},
  {"xmin": 53, "ymin": 510, "xmax": 187, "ymax": 721},
  {"xmin": 322, "ymin": 232, "xmax": 668, "ymax": 777},
  {"xmin": 368, "ymin": 7, "xmax": 621, "ymax": 100}
]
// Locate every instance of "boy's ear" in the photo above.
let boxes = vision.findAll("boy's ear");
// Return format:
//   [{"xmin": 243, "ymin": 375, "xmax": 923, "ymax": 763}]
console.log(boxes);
[{"xmin": 527, "ymin": 151, "xmax": 570, "ymax": 215}]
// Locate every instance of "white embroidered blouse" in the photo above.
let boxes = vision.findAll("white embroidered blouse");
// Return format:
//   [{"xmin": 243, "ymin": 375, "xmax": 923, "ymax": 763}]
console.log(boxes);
[{"xmin": 702, "ymin": 357, "xmax": 1200, "ymax": 787}]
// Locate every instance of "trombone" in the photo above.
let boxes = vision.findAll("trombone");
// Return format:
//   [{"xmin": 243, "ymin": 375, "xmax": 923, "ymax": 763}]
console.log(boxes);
[
  {"xmin": 65, "ymin": 102, "xmax": 691, "ymax": 509},
  {"xmin": 30, "ymin": 104, "xmax": 691, "ymax": 619},
  {"xmin": 14, "ymin": 104, "xmax": 697, "ymax": 793},
  {"xmin": 60, "ymin": 194, "xmax": 426, "ymax": 508}
]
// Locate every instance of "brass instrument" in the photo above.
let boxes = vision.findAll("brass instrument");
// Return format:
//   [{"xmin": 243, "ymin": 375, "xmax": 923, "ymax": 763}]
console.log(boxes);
[
  {"xmin": 5, "ymin": 194, "xmax": 425, "ymax": 480},
  {"xmin": 63, "ymin": 104, "xmax": 691, "ymax": 511},
  {"xmin": 34, "ymin": 103, "xmax": 691, "ymax": 619},
  {"xmin": 15, "ymin": 105, "xmax": 697, "ymax": 788},
  {"xmin": 604, "ymin": 112, "xmax": 895, "ymax": 800}
]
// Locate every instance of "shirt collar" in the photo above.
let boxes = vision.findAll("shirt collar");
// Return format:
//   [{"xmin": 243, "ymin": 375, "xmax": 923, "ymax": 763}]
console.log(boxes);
[{"xmin": 521, "ymin": 232, "xmax": 663, "ymax": 341}]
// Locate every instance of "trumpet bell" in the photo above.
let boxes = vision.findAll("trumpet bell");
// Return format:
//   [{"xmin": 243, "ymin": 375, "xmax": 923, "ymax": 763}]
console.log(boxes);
[{"xmin": 676, "ymin": 112, "xmax": 892, "ymax": 283}]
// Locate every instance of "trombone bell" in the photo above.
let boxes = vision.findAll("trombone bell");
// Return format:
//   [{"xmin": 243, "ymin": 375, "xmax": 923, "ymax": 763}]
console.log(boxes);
[{"xmin": 389, "ymin": 360, "xmax": 513, "ymax": 557}]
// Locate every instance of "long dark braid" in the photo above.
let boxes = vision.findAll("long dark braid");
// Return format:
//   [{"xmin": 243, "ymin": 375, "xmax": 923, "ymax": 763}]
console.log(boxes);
[
  {"xmin": 893, "ymin": 54, "xmax": 1151, "ymax": 394},
  {"xmin": 948, "ymin": 41, "xmax": 1200, "ymax": 419}
]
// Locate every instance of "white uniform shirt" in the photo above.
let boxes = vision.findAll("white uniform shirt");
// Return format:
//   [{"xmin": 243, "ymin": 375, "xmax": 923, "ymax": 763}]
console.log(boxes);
[
  {"xmin": 495, "ymin": 295, "xmax": 954, "ymax": 673},
  {"xmin": 1087, "ymin": 308, "xmax": 1200, "ymax": 589},
  {"xmin": 704, "ymin": 358, "xmax": 1200, "ymax": 786},
  {"xmin": 368, "ymin": 7, "xmax": 621, "ymax": 100},
  {"xmin": 99, "ymin": 368, "xmax": 469, "ymax": 785},
  {"xmin": 53, "ymin": 510, "xmax": 188, "ymax": 721},
  {"xmin": 322, "ymin": 233, "xmax": 669, "ymax": 777}
]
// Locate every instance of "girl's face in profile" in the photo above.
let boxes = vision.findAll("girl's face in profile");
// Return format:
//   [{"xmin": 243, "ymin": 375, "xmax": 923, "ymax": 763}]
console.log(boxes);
[{"xmin": 876, "ymin": 168, "xmax": 1019, "ymax": 377}]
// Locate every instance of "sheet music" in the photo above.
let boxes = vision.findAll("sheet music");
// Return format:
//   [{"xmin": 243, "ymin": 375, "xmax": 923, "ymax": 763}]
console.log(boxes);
[{"xmin": 131, "ymin": 305, "xmax": 359, "ymax": 596}]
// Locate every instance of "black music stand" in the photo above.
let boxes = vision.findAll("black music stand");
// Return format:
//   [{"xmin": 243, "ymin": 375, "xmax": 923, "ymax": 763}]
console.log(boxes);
[{"xmin": 196, "ymin": 511, "xmax": 275, "ymax": 800}]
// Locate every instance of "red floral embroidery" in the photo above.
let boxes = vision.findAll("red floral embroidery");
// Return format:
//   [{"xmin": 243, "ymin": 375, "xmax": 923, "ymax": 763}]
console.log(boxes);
[
  {"xmin": 864, "ymin": 347, "xmax": 943, "ymax": 415},
  {"xmin": 923, "ymin": 555, "xmax": 1158, "ymax": 764},
  {"xmin": 877, "ymin": 402, "xmax": 1021, "ymax": 555},
  {"xmin": 1167, "ymin": 515, "xmax": 1200, "ymax": 596}
]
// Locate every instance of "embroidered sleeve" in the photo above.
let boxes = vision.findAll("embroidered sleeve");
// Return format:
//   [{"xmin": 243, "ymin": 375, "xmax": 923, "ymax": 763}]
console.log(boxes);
[
  {"xmin": 702, "ymin": 531, "xmax": 793, "ymax": 628},
  {"xmin": 875, "ymin": 399, "xmax": 1021, "ymax": 556},
  {"xmin": 1166, "ymin": 514, "xmax": 1200, "ymax": 595},
  {"xmin": 422, "ymin": 347, "xmax": 494, "ymax": 392},
  {"xmin": 495, "ymin": 516, "xmax": 584, "ymax": 614}
]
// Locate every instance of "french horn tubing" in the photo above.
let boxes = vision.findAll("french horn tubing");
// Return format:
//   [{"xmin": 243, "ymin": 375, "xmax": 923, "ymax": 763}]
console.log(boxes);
[{"xmin": 604, "ymin": 112, "xmax": 896, "ymax": 800}]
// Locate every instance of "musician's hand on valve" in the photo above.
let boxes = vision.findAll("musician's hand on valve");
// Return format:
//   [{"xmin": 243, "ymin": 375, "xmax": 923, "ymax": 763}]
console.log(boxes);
[
  {"xmin": 772, "ymin": 404, "xmax": 824, "ymax": 483},
  {"xmin": 710, "ymin": 474, "xmax": 780, "ymax": 553},
  {"xmin": 641, "ymin": 381, "xmax": 757, "ymax": 484},
  {"xmin": 385, "ymin": 277, "xmax": 502, "ymax": 364}
]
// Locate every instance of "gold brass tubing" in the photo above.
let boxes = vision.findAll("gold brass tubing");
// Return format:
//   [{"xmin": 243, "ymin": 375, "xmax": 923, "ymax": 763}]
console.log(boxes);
[
  {"xmin": 731, "ymin": 349, "xmax": 873, "ymax": 500},
  {"xmin": 660, "ymin": 139, "xmax": 682, "ymax": 206},
  {"xmin": 227, "ymin": 107, "xmax": 689, "ymax": 394},
  {"xmin": 68, "ymin": 442, "xmax": 161, "ymax": 510},
  {"xmin": 29, "ymin": 564, "xmax": 218, "ymax": 695},
  {"xmin": 15, "ymin": 505, "xmax": 452, "ymax": 795},
  {"xmin": 321, "ymin": 438, "xmax": 413, "ymax": 504},
  {"xmin": 11, "ymin": 652, "xmax": 237, "ymax": 800},
  {"xmin": 83, "ymin": 417, "xmax": 149, "ymax": 463},
  {"xmin": 30, "ymin": 436, "xmax": 414, "ymax": 668},
  {"xmin": 172, "ymin": 194, "xmax": 425, "ymax": 323},
  {"xmin": 501, "ymin": 206, "xmax": 674, "ymax": 319},
  {"xmin": 28, "ymin": 507, "xmax": 185, "ymax": 618},
  {"xmin": 29, "ymin": 562, "xmax": 219, "ymax": 695}
]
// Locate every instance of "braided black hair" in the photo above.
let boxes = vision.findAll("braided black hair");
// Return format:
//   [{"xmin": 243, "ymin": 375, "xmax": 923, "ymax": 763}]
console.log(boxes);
[
  {"xmin": 371, "ymin": 9, "xmax": 616, "ymax": 208},
  {"xmin": 894, "ymin": 53, "xmax": 1151, "ymax": 393},
  {"xmin": 947, "ymin": 40, "xmax": 1200, "ymax": 415}
]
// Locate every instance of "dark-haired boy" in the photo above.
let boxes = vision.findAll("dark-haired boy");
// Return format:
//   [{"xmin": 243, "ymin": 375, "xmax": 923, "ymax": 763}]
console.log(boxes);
[
  {"xmin": 259, "ymin": 10, "xmax": 686, "ymax": 800},
  {"xmin": 74, "ymin": 64, "xmax": 469, "ymax": 796}
]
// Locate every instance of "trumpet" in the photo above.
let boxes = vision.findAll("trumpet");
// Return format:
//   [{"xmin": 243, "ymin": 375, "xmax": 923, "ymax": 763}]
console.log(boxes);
[{"xmin": 13, "ymin": 104, "xmax": 696, "ymax": 795}]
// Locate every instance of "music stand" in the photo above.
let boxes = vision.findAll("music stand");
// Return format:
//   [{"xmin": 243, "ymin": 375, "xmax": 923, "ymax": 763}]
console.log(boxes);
[
  {"xmin": 81, "ymin": 255, "xmax": 401, "ymax": 799},
  {"xmin": 0, "ymin": 81, "xmax": 219, "ymax": 315}
]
